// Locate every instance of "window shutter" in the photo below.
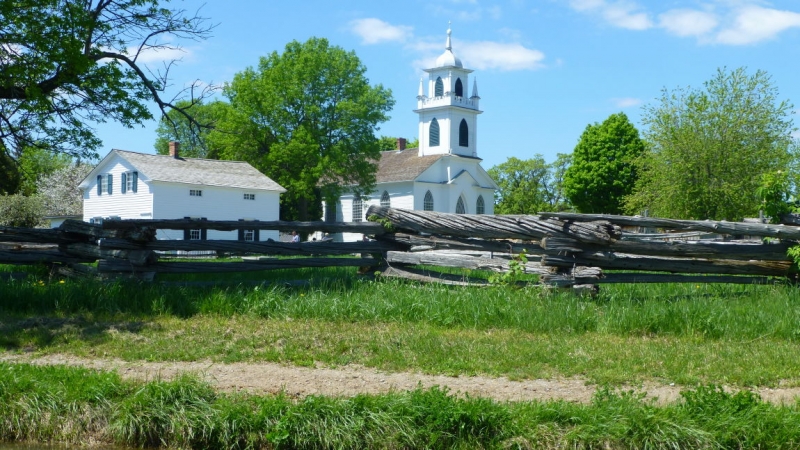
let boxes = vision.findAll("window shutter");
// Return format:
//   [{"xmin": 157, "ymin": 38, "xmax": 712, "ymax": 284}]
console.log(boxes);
[
  {"xmin": 183, "ymin": 217, "xmax": 190, "ymax": 240},
  {"xmin": 97, "ymin": 175, "xmax": 102, "ymax": 195},
  {"xmin": 254, "ymin": 229, "xmax": 260, "ymax": 241},
  {"xmin": 201, "ymin": 218, "xmax": 207, "ymax": 240},
  {"xmin": 132, "ymin": 172, "xmax": 138, "ymax": 193},
  {"xmin": 238, "ymin": 219, "xmax": 244, "ymax": 241},
  {"xmin": 107, "ymin": 174, "xmax": 113, "ymax": 195},
  {"xmin": 121, "ymin": 173, "xmax": 127, "ymax": 194}
]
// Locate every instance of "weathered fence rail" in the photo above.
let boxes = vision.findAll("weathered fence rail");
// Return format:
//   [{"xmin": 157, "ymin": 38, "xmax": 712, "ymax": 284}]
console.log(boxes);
[{"xmin": 1, "ymin": 207, "xmax": 798, "ymax": 288}]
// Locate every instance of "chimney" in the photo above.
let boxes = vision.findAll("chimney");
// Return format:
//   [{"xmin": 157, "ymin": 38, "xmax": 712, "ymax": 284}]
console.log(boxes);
[
  {"xmin": 169, "ymin": 141, "xmax": 180, "ymax": 158},
  {"xmin": 397, "ymin": 137, "xmax": 407, "ymax": 151}
]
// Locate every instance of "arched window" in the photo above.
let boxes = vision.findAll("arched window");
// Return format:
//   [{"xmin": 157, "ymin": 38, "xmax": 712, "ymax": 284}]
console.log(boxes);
[
  {"xmin": 352, "ymin": 198, "xmax": 363, "ymax": 222},
  {"xmin": 423, "ymin": 191, "xmax": 434, "ymax": 211},
  {"xmin": 380, "ymin": 191, "xmax": 390, "ymax": 208},
  {"xmin": 435, "ymin": 77, "xmax": 444, "ymax": 97},
  {"xmin": 456, "ymin": 196, "xmax": 466, "ymax": 214},
  {"xmin": 459, "ymin": 119, "xmax": 468, "ymax": 147},
  {"xmin": 429, "ymin": 118, "xmax": 440, "ymax": 147},
  {"xmin": 454, "ymin": 78, "xmax": 463, "ymax": 97},
  {"xmin": 476, "ymin": 195, "xmax": 485, "ymax": 215}
]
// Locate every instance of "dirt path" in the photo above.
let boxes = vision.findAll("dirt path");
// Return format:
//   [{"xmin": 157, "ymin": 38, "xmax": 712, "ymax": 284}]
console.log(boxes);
[{"xmin": 4, "ymin": 353, "xmax": 800, "ymax": 405}]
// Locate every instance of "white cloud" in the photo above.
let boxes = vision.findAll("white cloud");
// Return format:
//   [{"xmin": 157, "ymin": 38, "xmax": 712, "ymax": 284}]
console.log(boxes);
[
  {"xmin": 715, "ymin": 5, "xmax": 800, "ymax": 45},
  {"xmin": 128, "ymin": 46, "xmax": 187, "ymax": 64},
  {"xmin": 349, "ymin": 18, "xmax": 413, "ymax": 45},
  {"xmin": 460, "ymin": 41, "xmax": 545, "ymax": 71},
  {"xmin": 568, "ymin": 0, "xmax": 653, "ymax": 30},
  {"xmin": 659, "ymin": 9, "xmax": 718, "ymax": 37},
  {"xmin": 612, "ymin": 97, "xmax": 642, "ymax": 108}
]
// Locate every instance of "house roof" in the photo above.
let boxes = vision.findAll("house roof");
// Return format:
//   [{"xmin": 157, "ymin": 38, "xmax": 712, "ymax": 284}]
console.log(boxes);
[
  {"xmin": 82, "ymin": 150, "xmax": 286, "ymax": 192},
  {"xmin": 375, "ymin": 148, "xmax": 443, "ymax": 183}
]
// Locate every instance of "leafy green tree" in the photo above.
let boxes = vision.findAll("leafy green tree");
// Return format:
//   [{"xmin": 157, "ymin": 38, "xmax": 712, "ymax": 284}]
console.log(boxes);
[
  {"xmin": 563, "ymin": 112, "xmax": 645, "ymax": 214},
  {"xmin": 488, "ymin": 154, "xmax": 572, "ymax": 214},
  {"xmin": 0, "ymin": 0, "xmax": 214, "ymax": 160},
  {"xmin": 154, "ymin": 100, "xmax": 232, "ymax": 159},
  {"xmin": 17, "ymin": 147, "xmax": 73, "ymax": 195},
  {"xmin": 377, "ymin": 136, "xmax": 420, "ymax": 151},
  {"xmin": 626, "ymin": 68, "xmax": 796, "ymax": 220},
  {"xmin": 0, "ymin": 151, "xmax": 20, "ymax": 195},
  {"xmin": 217, "ymin": 38, "xmax": 395, "ymax": 221}
]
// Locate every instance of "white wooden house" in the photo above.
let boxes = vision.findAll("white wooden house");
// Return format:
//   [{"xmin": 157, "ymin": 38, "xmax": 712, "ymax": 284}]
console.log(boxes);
[
  {"xmin": 79, "ymin": 143, "xmax": 286, "ymax": 241},
  {"xmin": 326, "ymin": 26, "xmax": 497, "ymax": 241}
]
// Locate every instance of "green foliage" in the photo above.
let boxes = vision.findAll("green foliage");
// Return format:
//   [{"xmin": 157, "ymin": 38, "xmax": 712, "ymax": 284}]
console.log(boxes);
[
  {"xmin": 488, "ymin": 154, "xmax": 571, "ymax": 214},
  {"xmin": 0, "ymin": 0, "xmax": 213, "ymax": 159},
  {"xmin": 0, "ymin": 150, "xmax": 20, "ymax": 195},
  {"xmin": 154, "ymin": 100, "xmax": 231, "ymax": 159},
  {"xmin": 488, "ymin": 249, "xmax": 529, "ymax": 285},
  {"xmin": 0, "ymin": 194, "xmax": 45, "ymax": 227},
  {"xmin": 378, "ymin": 135, "xmax": 420, "ymax": 151},
  {"xmin": 564, "ymin": 112, "xmax": 645, "ymax": 214},
  {"xmin": 16, "ymin": 146, "xmax": 73, "ymax": 195},
  {"xmin": 367, "ymin": 214, "xmax": 395, "ymax": 231},
  {"xmin": 627, "ymin": 67, "xmax": 796, "ymax": 220},
  {"xmin": 216, "ymin": 37, "xmax": 395, "ymax": 221}
]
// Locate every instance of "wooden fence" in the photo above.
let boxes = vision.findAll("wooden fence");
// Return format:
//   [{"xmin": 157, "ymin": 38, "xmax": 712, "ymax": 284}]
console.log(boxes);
[{"xmin": 1, "ymin": 206, "xmax": 797, "ymax": 288}]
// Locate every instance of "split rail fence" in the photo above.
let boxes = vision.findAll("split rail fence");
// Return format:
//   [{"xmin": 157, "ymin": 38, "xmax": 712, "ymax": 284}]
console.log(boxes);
[{"xmin": 1, "ymin": 206, "xmax": 798, "ymax": 288}]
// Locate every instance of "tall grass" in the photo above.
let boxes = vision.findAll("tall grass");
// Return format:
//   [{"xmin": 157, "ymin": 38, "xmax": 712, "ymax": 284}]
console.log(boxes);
[
  {"xmin": 3, "ymin": 362, "xmax": 800, "ymax": 449},
  {"xmin": 4, "ymin": 270, "xmax": 800, "ymax": 341}
]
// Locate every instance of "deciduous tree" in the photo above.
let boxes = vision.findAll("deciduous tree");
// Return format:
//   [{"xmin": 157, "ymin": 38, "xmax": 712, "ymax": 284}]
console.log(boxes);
[
  {"xmin": 216, "ymin": 38, "xmax": 395, "ymax": 221},
  {"xmin": 563, "ymin": 112, "xmax": 645, "ymax": 214},
  {"xmin": 154, "ymin": 100, "xmax": 231, "ymax": 159},
  {"xmin": 0, "ymin": 0, "xmax": 214, "ymax": 160},
  {"xmin": 488, "ymin": 154, "xmax": 571, "ymax": 214},
  {"xmin": 626, "ymin": 68, "xmax": 796, "ymax": 220}
]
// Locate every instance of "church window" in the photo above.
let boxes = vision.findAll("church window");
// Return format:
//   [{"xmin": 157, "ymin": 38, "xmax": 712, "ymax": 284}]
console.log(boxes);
[
  {"xmin": 476, "ymin": 195, "xmax": 485, "ymax": 215},
  {"xmin": 380, "ymin": 191, "xmax": 390, "ymax": 208},
  {"xmin": 429, "ymin": 119, "xmax": 440, "ymax": 147},
  {"xmin": 456, "ymin": 196, "xmax": 466, "ymax": 214},
  {"xmin": 459, "ymin": 119, "xmax": 468, "ymax": 147},
  {"xmin": 352, "ymin": 198, "xmax": 363, "ymax": 222},
  {"xmin": 435, "ymin": 77, "xmax": 444, "ymax": 97},
  {"xmin": 423, "ymin": 191, "xmax": 434, "ymax": 211},
  {"xmin": 454, "ymin": 78, "xmax": 463, "ymax": 97}
]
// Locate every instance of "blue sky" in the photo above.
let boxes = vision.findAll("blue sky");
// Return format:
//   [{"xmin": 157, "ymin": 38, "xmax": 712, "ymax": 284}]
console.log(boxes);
[{"xmin": 95, "ymin": 0, "xmax": 800, "ymax": 170}]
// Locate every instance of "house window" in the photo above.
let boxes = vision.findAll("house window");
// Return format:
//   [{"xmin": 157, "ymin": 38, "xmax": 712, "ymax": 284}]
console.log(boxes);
[
  {"xmin": 238, "ymin": 219, "xmax": 260, "ymax": 241},
  {"xmin": 455, "ymin": 78, "xmax": 463, "ymax": 97},
  {"xmin": 184, "ymin": 217, "xmax": 207, "ymax": 240},
  {"xmin": 429, "ymin": 119, "xmax": 440, "ymax": 147},
  {"xmin": 380, "ymin": 191, "xmax": 390, "ymax": 208},
  {"xmin": 121, "ymin": 171, "xmax": 138, "ymax": 194},
  {"xmin": 352, "ymin": 198, "xmax": 363, "ymax": 222},
  {"xmin": 456, "ymin": 196, "xmax": 466, "ymax": 214},
  {"xmin": 459, "ymin": 119, "xmax": 469, "ymax": 147},
  {"xmin": 476, "ymin": 195, "xmax": 485, "ymax": 215},
  {"xmin": 190, "ymin": 189, "xmax": 202, "ymax": 197},
  {"xmin": 435, "ymin": 77, "xmax": 444, "ymax": 97},
  {"xmin": 244, "ymin": 193, "xmax": 255, "ymax": 200},
  {"xmin": 97, "ymin": 174, "xmax": 112, "ymax": 195},
  {"xmin": 90, "ymin": 217, "xmax": 103, "ymax": 225},
  {"xmin": 423, "ymin": 191, "xmax": 434, "ymax": 211},
  {"xmin": 243, "ymin": 229, "xmax": 255, "ymax": 241}
]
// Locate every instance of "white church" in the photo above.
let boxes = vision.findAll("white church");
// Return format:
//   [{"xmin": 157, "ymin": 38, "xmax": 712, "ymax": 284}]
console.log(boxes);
[{"xmin": 327, "ymin": 27, "xmax": 497, "ymax": 241}]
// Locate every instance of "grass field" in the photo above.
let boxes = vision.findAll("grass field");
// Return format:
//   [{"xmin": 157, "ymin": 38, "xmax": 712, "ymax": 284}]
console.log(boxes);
[{"xmin": 3, "ymin": 263, "xmax": 800, "ymax": 448}]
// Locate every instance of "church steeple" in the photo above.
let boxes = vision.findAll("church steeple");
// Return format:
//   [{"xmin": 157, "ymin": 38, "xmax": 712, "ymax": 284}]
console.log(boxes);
[{"xmin": 415, "ymin": 25, "xmax": 482, "ymax": 158}]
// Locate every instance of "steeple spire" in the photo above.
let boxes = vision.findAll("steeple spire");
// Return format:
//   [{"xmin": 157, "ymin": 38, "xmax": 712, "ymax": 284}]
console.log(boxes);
[{"xmin": 446, "ymin": 22, "xmax": 452, "ymax": 51}]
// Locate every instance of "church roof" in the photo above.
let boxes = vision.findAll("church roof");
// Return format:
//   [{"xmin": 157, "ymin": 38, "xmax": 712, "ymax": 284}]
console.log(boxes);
[{"xmin": 375, "ymin": 148, "xmax": 443, "ymax": 183}]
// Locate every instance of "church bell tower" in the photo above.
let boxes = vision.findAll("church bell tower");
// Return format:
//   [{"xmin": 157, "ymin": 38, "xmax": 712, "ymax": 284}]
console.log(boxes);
[{"xmin": 416, "ymin": 25, "xmax": 482, "ymax": 158}]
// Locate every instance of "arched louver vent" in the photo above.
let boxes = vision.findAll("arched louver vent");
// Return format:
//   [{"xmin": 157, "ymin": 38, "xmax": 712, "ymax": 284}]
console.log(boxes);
[
  {"xmin": 454, "ymin": 78, "xmax": 463, "ymax": 97},
  {"xmin": 459, "ymin": 119, "xmax": 468, "ymax": 147},
  {"xmin": 435, "ymin": 77, "xmax": 444, "ymax": 97},
  {"xmin": 429, "ymin": 118, "xmax": 440, "ymax": 147}
]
